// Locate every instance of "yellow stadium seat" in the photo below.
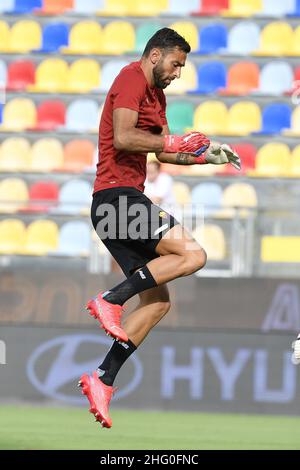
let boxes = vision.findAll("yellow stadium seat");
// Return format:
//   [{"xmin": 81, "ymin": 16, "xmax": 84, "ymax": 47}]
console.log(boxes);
[
  {"xmin": 169, "ymin": 21, "xmax": 198, "ymax": 52},
  {"xmin": 0, "ymin": 219, "xmax": 26, "ymax": 254},
  {"xmin": 193, "ymin": 101, "xmax": 228, "ymax": 135},
  {"xmin": 173, "ymin": 182, "xmax": 191, "ymax": 204},
  {"xmin": 165, "ymin": 61, "xmax": 198, "ymax": 95},
  {"xmin": 31, "ymin": 139, "xmax": 64, "ymax": 172},
  {"xmin": 62, "ymin": 21, "xmax": 103, "ymax": 55},
  {"xmin": 2, "ymin": 98, "xmax": 36, "ymax": 131},
  {"xmin": 128, "ymin": 0, "xmax": 168, "ymax": 15},
  {"xmin": 0, "ymin": 137, "xmax": 31, "ymax": 172},
  {"xmin": 100, "ymin": 21, "xmax": 135, "ymax": 54},
  {"xmin": 223, "ymin": 101, "xmax": 261, "ymax": 136},
  {"xmin": 253, "ymin": 143, "xmax": 291, "ymax": 176},
  {"xmin": 292, "ymin": 26, "xmax": 300, "ymax": 56},
  {"xmin": 98, "ymin": 0, "xmax": 131, "ymax": 15},
  {"xmin": 254, "ymin": 22, "xmax": 294, "ymax": 56},
  {"xmin": 192, "ymin": 224, "xmax": 226, "ymax": 260},
  {"xmin": 0, "ymin": 21, "xmax": 10, "ymax": 52},
  {"xmin": 290, "ymin": 145, "xmax": 300, "ymax": 176},
  {"xmin": 9, "ymin": 20, "xmax": 42, "ymax": 53},
  {"xmin": 217, "ymin": 182, "xmax": 257, "ymax": 218},
  {"xmin": 28, "ymin": 59, "xmax": 69, "ymax": 93},
  {"xmin": 284, "ymin": 107, "xmax": 300, "ymax": 136},
  {"xmin": 261, "ymin": 236, "xmax": 300, "ymax": 263},
  {"xmin": 23, "ymin": 220, "xmax": 59, "ymax": 255},
  {"xmin": 68, "ymin": 59, "xmax": 101, "ymax": 93},
  {"xmin": 0, "ymin": 177, "xmax": 28, "ymax": 213},
  {"xmin": 223, "ymin": 0, "xmax": 262, "ymax": 16}
]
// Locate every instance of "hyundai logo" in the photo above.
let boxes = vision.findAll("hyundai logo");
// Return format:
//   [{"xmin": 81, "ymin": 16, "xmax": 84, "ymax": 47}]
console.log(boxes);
[{"xmin": 27, "ymin": 334, "xmax": 143, "ymax": 405}]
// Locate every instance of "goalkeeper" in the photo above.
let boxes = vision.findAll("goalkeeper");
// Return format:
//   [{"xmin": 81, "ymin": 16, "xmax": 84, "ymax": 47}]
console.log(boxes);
[{"xmin": 79, "ymin": 28, "xmax": 241, "ymax": 428}]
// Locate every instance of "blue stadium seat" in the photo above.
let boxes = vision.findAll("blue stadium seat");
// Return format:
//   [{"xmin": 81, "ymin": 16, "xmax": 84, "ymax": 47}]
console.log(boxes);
[
  {"xmin": 259, "ymin": 103, "xmax": 292, "ymax": 134},
  {"xmin": 288, "ymin": 0, "xmax": 300, "ymax": 15},
  {"xmin": 66, "ymin": 99, "xmax": 99, "ymax": 132},
  {"xmin": 199, "ymin": 23, "xmax": 227, "ymax": 54},
  {"xmin": 0, "ymin": 0, "xmax": 14, "ymax": 12},
  {"xmin": 74, "ymin": 0, "xmax": 104, "ymax": 13},
  {"xmin": 57, "ymin": 220, "xmax": 91, "ymax": 256},
  {"xmin": 227, "ymin": 21, "xmax": 260, "ymax": 54},
  {"xmin": 193, "ymin": 62, "xmax": 227, "ymax": 94},
  {"xmin": 99, "ymin": 60, "xmax": 129, "ymax": 92},
  {"xmin": 261, "ymin": 0, "xmax": 295, "ymax": 16},
  {"xmin": 0, "ymin": 60, "xmax": 7, "ymax": 87},
  {"xmin": 55, "ymin": 179, "xmax": 92, "ymax": 215},
  {"xmin": 259, "ymin": 61, "xmax": 293, "ymax": 95},
  {"xmin": 191, "ymin": 182, "xmax": 222, "ymax": 216},
  {"xmin": 166, "ymin": 0, "xmax": 199, "ymax": 15},
  {"xmin": 11, "ymin": 0, "xmax": 42, "ymax": 13},
  {"xmin": 38, "ymin": 23, "xmax": 69, "ymax": 53}
]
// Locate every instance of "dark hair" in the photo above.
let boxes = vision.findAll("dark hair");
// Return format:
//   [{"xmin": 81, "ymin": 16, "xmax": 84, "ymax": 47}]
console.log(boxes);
[{"xmin": 142, "ymin": 27, "xmax": 191, "ymax": 57}]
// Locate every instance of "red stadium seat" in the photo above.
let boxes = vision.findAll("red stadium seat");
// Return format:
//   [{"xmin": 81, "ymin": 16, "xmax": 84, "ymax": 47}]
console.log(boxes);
[
  {"xmin": 25, "ymin": 180, "xmax": 59, "ymax": 212},
  {"xmin": 192, "ymin": 0, "xmax": 229, "ymax": 15},
  {"xmin": 7, "ymin": 60, "xmax": 35, "ymax": 91},
  {"xmin": 35, "ymin": 100, "xmax": 66, "ymax": 131},
  {"xmin": 35, "ymin": 0, "xmax": 74, "ymax": 14},
  {"xmin": 219, "ymin": 143, "xmax": 257, "ymax": 175}
]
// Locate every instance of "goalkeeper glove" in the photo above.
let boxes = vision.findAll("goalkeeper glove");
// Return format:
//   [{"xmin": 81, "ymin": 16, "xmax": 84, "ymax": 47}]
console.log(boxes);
[
  {"xmin": 163, "ymin": 131, "xmax": 210, "ymax": 155},
  {"xmin": 194, "ymin": 142, "xmax": 241, "ymax": 170}
]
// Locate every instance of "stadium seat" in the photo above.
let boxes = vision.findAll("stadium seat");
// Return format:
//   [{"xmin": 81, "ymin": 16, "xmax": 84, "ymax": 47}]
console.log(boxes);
[
  {"xmin": 24, "ymin": 220, "xmax": 59, "ymax": 256},
  {"xmin": 166, "ymin": 101, "xmax": 194, "ymax": 135},
  {"xmin": 259, "ymin": 62, "xmax": 294, "ymax": 95},
  {"xmin": 169, "ymin": 21, "xmax": 199, "ymax": 52},
  {"xmin": 26, "ymin": 181, "xmax": 59, "ymax": 212},
  {"xmin": 134, "ymin": 22, "xmax": 162, "ymax": 54},
  {"xmin": 74, "ymin": 0, "xmax": 104, "ymax": 14},
  {"xmin": 36, "ymin": 0, "xmax": 74, "ymax": 14},
  {"xmin": 173, "ymin": 182, "xmax": 191, "ymax": 204},
  {"xmin": 223, "ymin": 0, "xmax": 262, "ymax": 16},
  {"xmin": 259, "ymin": 103, "xmax": 291, "ymax": 134},
  {"xmin": 0, "ymin": 21, "xmax": 10, "ymax": 52},
  {"xmin": 56, "ymin": 179, "xmax": 92, "ymax": 214},
  {"xmin": 193, "ymin": 101, "xmax": 228, "ymax": 135},
  {"xmin": 290, "ymin": 145, "xmax": 300, "ymax": 175},
  {"xmin": 128, "ymin": 0, "xmax": 168, "ymax": 15},
  {"xmin": 227, "ymin": 21, "xmax": 260, "ymax": 54},
  {"xmin": 9, "ymin": 20, "xmax": 42, "ymax": 53},
  {"xmin": 28, "ymin": 58, "xmax": 69, "ymax": 93},
  {"xmin": 292, "ymin": 25, "xmax": 300, "ymax": 55},
  {"xmin": 98, "ymin": 0, "xmax": 131, "ymax": 15},
  {"xmin": 284, "ymin": 106, "xmax": 300, "ymax": 136},
  {"xmin": 166, "ymin": 0, "xmax": 198, "ymax": 15},
  {"xmin": 165, "ymin": 61, "xmax": 198, "ymax": 94},
  {"xmin": 62, "ymin": 21, "xmax": 102, "ymax": 54},
  {"xmin": 194, "ymin": 61, "xmax": 227, "ymax": 94},
  {"xmin": 192, "ymin": 224, "xmax": 226, "ymax": 260},
  {"xmin": 68, "ymin": 59, "xmax": 101, "ymax": 93},
  {"xmin": 199, "ymin": 23, "xmax": 227, "ymax": 54},
  {"xmin": 0, "ymin": 177, "xmax": 29, "ymax": 213},
  {"xmin": 254, "ymin": 22, "xmax": 294, "ymax": 56},
  {"xmin": 0, "ymin": 219, "xmax": 26, "ymax": 254},
  {"xmin": 35, "ymin": 100, "xmax": 66, "ymax": 131},
  {"xmin": 260, "ymin": 0, "xmax": 295, "ymax": 16},
  {"xmin": 99, "ymin": 60, "xmax": 129, "ymax": 92},
  {"xmin": 30, "ymin": 138, "xmax": 64, "ymax": 171},
  {"xmin": 100, "ymin": 21, "xmax": 135, "ymax": 54},
  {"xmin": 220, "ymin": 61, "xmax": 259, "ymax": 95},
  {"xmin": 0, "ymin": 60, "xmax": 7, "ymax": 87},
  {"xmin": 2, "ymin": 98, "xmax": 36, "ymax": 131},
  {"xmin": 192, "ymin": 0, "xmax": 229, "ymax": 15},
  {"xmin": 224, "ymin": 101, "xmax": 261, "ymax": 136},
  {"xmin": 219, "ymin": 142, "xmax": 257, "ymax": 175},
  {"xmin": 37, "ymin": 22, "xmax": 69, "ymax": 53},
  {"xmin": 0, "ymin": 0, "xmax": 14, "ymax": 12},
  {"xmin": 261, "ymin": 236, "xmax": 300, "ymax": 263},
  {"xmin": 63, "ymin": 140, "xmax": 95, "ymax": 172},
  {"xmin": 191, "ymin": 182, "xmax": 222, "ymax": 216},
  {"xmin": 12, "ymin": 0, "xmax": 42, "ymax": 13},
  {"xmin": 0, "ymin": 137, "xmax": 31, "ymax": 171},
  {"xmin": 254, "ymin": 143, "xmax": 291, "ymax": 176},
  {"xmin": 219, "ymin": 182, "xmax": 257, "ymax": 218},
  {"xmin": 57, "ymin": 221, "xmax": 91, "ymax": 256},
  {"xmin": 288, "ymin": 0, "xmax": 300, "ymax": 16},
  {"xmin": 7, "ymin": 60, "xmax": 35, "ymax": 91},
  {"xmin": 65, "ymin": 99, "xmax": 99, "ymax": 132}
]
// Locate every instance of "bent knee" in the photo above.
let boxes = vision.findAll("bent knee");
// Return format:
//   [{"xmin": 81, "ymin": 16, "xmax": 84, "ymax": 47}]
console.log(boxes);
[{"xmin": 183, "ymin": 248, "xmax": 207, "ymax": 275}]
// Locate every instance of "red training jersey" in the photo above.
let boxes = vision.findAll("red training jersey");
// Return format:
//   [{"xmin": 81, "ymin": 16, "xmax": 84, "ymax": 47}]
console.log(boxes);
[{"xmin": 94, "ymin": 61, "xmax": 168, "ymax": 194}]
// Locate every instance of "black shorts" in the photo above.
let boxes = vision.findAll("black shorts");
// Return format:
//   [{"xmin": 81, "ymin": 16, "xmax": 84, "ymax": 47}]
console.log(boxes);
[{"xmin": 91, "ymin": 187, "xmax": 179, "ymax": 278}]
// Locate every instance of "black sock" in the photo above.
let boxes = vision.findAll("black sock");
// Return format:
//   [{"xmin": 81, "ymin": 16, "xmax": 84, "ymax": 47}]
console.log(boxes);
[
  {"xmin": 102, "ymin": 265, "xmax": 157, "ymax": 306},
  {"xmin": 98, "ymin": 339, "xmax": 137, "ymax": 386}
]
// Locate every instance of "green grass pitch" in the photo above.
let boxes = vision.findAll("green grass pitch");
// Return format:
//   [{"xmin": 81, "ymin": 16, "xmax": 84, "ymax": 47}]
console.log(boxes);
[{"xmin": 0, "ymin": 405, "xmax": 300, "ymax": 450}]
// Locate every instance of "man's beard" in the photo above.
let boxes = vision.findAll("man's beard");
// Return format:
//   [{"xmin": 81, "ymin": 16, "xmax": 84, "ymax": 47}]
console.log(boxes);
[{"xmin": 153, "ymin": 61, "xmax": 168, "ymax": 89}]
